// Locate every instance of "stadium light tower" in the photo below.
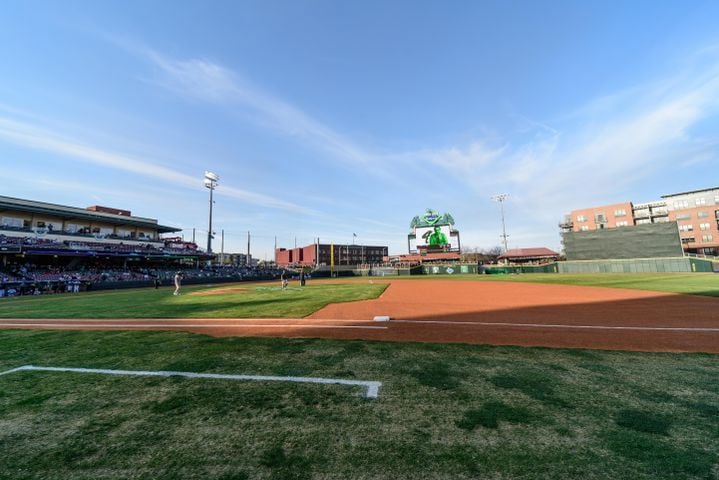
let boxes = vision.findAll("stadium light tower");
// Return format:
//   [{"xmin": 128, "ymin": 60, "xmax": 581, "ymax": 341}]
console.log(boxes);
[
  {"xmin": 204, "ymin": 171, "xmax": 219, "ymax": 254},
  {"xmin": 491, "ymin": 193, "xmax": 510, "ymax": 252}
]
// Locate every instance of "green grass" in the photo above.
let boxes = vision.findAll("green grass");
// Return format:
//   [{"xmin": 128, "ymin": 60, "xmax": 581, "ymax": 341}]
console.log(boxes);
[
  {"xmin": 0, "ymin": 282, "xmax": 387, "ymax": 318},
  {"xmin": 1, "ymin": 273, "xmax": 716, "ymax": 320},
  {"xmin": 406, "ymin": 272, "xmax": 719, "ymax": 297},
  {"xmin": 1, "ymin": 330, "xmax": 718, "ymax": 479}
]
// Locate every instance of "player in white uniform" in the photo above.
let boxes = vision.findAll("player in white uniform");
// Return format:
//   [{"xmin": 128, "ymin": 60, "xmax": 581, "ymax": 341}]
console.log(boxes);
[{"xmin": 173, "ymin": 271, "xmax": 183, "ymax": 295}]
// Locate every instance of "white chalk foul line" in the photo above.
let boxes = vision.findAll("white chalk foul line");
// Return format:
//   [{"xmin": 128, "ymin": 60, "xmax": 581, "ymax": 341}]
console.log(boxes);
[
  {"xmin": 0, "ymin": 366, "xmax": 29, "ymax": 376},
  {"xmin": 0, "ymin": 318, "xmax": 372, "ymax": 323},
  {"xmin": 390, "ymin": 319, "xmax": 719, "ymax": 332},
  {"xmin": 0, "ymin": 365, "xmax": 382, "ymax": 399},
  {"xmin": 0, "ymin": 323, "xmax": 386, "ymax": 330}
]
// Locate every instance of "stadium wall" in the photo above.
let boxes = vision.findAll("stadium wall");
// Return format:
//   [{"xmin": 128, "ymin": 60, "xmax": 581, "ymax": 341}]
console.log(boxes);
[
  {"xmin": 483, "ymin": 264, "xmax": 559, "ymax": 274},
  {"xmin": 557, "ymin": 257, "xmax": 715, "ymax": 273},
  {"xmin": 421, "ymin": 264, "xmax": 479, "ymax": 275}
]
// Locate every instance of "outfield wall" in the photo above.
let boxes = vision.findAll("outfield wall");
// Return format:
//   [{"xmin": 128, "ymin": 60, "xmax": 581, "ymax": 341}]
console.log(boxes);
[
  {"xmin": 311, "ymin": 258, "xmax": 717, "ymax": 277},
  {"xmin": 422, "ymin": 264, "xmax": 479, "ymax": 275},
  {"xmin": 557, "ymin": 257, "xmax": 714, "ymax": 273},
  {"xmin": 483, "ymin": 264, "xmax": 559, "ymax": 274}
]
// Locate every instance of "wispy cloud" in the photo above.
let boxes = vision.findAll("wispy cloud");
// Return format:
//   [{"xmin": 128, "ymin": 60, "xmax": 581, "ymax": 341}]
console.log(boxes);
[
  {"xmin": 423, "ymin": 55, "xmax": 719, "ymax": 220},
  {"xmin": 130, "ymin": 40, "xmax": 719, "ymax": 213},
  {"xmin": 0, "ymin": 115, "xmax": 317, "ymax": 214},
  {"xmin": 128, "ymin": 44, "xmax": 382, "ymax": 171}
]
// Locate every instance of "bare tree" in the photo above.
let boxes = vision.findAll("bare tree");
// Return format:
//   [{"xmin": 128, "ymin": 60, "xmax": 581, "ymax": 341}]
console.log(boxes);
[{"xmin": 460, "ymin": 246, "xmax": 504, "ymax": 264}]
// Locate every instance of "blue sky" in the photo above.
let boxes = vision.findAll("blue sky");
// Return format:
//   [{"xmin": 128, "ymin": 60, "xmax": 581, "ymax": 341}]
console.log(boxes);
[{"xmin": 1, "ymin": 0, "xmax": 719, "ymax": 259}]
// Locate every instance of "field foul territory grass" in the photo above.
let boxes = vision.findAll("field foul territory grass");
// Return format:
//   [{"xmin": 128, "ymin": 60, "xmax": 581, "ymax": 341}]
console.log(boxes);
[
  {"xmin": 1, "ymin": 330, "xmax": 718, "ymax": 480},
  {"xmin": 0, "ymin": 365, "xmax": 382, "ymax": 398}
]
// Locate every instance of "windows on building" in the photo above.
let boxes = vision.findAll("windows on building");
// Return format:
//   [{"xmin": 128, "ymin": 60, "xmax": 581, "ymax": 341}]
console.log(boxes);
[
  {"xmin": 696, "ymin": 197, "xmax": 707, "ymax": 206},
  {"xmin": 700, "ymin": 223, "xmax": 711, "ymax": 231},
  {"xmin": 698, "ymin": 211, "xmax": 709, "ymax": 218},
  {"xmin": 614, "ymin": 209, "xmax": 626, "ymax": 217},
  {"xmin": 676, "ymin": 213, "xmax": 691, "ymax": 220},
  {"xmin": 674, "ymin": 200, "xmax": 690, "ymax": 209},
  {"xmin": 616, "ymin": 221, "xmax": 629, "ymax": 227},
  {"xmin": 679, "ymin": 224, "xmax": 694, "ymax": 232},
  {"xmin": 580, "ymin": 225, "xmax": 590, "ymax": 232},
  {"xmin": 681, "ymin": 237, "xmax": 695, "ymax": 244},
  {"xmin": 576, "ymin": 215, "xmax": 587, "ymax": 222},
  {"xmin": 701, "ymin": 235, "xmax": 713, "ymax": 243}
]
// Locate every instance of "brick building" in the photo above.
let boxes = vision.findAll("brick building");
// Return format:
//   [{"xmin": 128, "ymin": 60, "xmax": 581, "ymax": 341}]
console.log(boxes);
[
  {"xmin": 275, "ymin": 243, "xmax": 388, "ymax": 267},
  {"xmin": 560, "ymin": 187, "xmax": 719, "ymax": 255}
]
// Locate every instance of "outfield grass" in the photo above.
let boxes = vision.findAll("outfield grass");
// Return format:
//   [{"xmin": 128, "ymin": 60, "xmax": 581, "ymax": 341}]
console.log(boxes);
[
  {"xmin": 475, "ymin": 272, "xmax": 719, "ymax": 297},
  {"xmin": 397, "ymin": 272, "xmax": 719, "ymax": 297},
  {"xmin": 0, "ymin": 283, "xmax": 387, "ymax": 319},
  {"xmin": 1, "ymin": 330, "xmax": 718, "ymax": 479}
]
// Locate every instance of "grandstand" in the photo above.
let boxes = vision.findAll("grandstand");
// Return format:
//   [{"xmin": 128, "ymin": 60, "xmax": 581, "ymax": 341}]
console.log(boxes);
[{"xmin": 0, "ymin": 196, "xmax": 286, "ymax": 296}]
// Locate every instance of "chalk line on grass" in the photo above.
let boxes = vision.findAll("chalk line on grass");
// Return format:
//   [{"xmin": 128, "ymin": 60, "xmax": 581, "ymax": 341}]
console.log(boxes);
[
  {"xmin": 0, "ymin": 365, "xmax": 382, "ymax": 399},
  {"xmin": 0, "ymin": 323, "xmax": 387, "ymax": 330},
  {"xmin": 0, "ymin": 366, "xmax": 29, "ymax": 376}
]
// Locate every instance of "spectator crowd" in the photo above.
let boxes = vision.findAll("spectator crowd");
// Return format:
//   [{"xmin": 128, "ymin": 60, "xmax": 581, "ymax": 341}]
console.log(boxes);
[{"xmin": 0, "ymin": 258, "xmax": 283, "ymax": 298}]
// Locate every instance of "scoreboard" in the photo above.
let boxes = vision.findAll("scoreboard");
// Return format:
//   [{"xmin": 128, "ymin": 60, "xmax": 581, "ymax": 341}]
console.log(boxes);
[{"xmin": 407, "ymin": 209, "xmax": 460, "ymax": 254}]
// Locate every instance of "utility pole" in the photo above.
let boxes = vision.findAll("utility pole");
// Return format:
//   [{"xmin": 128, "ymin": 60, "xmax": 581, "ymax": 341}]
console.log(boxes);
[
  {"xmin": 220, "ymin": 229, "xmax": 225, "ymax": 266},
  {"xmin": 274, "ymin": 236, "xmax": 277, "ymax": 265},
  {"xmin": 247, "ymin": 231, "xmax": 251, "ymax": 266},
  {"xmin": 491, "ymin": 193, "xmax": 510, "ymax": 252},
  {"xmin": 192, "ymin": 228, "xmax": 196, "ymax": 244}
]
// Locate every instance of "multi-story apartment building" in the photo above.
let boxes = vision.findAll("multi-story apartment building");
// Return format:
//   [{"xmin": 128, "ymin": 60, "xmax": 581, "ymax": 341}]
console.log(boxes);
[
  {"xmin": 560, "ymin": 187, "xmax": 719, "ymax": 256},
  {"xmin": 560, "ymin": 202, "xmax": 635, "ymax": 232},
  {"xmin": 663, "ymin": 188, "xmax": 719, "ymax": 254}
]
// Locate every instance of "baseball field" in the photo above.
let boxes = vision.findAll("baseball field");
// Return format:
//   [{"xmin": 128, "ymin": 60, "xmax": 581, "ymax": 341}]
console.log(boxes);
[{"xmin": 1, "ymin": 273, "xmax": 718, "ymax": 479}]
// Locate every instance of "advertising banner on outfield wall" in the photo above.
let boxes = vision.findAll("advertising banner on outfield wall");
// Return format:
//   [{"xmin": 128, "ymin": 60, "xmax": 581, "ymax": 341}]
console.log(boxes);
[{"xmin": 421, "ymin": 264, "xmax": 477, "ymax": 275}]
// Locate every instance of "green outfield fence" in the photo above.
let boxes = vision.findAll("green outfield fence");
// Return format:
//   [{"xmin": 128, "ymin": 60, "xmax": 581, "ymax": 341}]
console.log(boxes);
[
  {"xmin": 421, "ymin": 264, "xmax": 480, "ymax": 275},
  {"xmin": 557, "ymin": 257, "xmax": 715, "ymax": 273},
  {"xmin": 482, "ymin": 263, "xmax": 560, "ymax": 274},
  {"xmin": 307, "ymin": 258, "xmax": 717, "ymax": 277},
  {"xmin": 481, "ymin": 257, "xmax": 716, "ymax": 274}
]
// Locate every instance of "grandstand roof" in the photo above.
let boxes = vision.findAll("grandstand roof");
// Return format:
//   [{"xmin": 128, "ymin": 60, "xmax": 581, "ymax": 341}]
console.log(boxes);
[
  {"xmin": 0, "ymin": 196, "xmax": 180, "ymax": 233},
  {"xmin": 497, "ymin": 248, "xmax": 560, "ymax": 260}
]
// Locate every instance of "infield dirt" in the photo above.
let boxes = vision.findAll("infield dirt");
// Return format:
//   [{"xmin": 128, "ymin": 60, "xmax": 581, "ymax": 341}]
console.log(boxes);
[{"xmin": 2, "ymin": 279, "xmax": 718, "ymax": 353}]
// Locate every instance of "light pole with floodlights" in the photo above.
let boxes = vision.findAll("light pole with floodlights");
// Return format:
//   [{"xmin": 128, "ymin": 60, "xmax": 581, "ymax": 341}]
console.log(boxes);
[
  {"xmin": 491, "ymin": 193, "xmax": 510, "ymax": 252},
  {"xmin": 204, "ymin": 171, "xmax": 219, "ymax": 255}
]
